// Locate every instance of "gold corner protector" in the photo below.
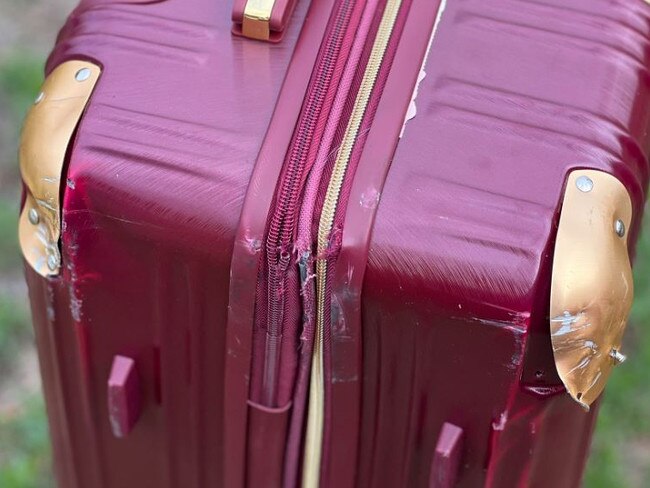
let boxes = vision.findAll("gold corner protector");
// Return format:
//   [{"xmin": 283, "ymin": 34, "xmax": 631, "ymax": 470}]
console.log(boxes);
[
  {"xmin": 550, "ymin": 169, "xmax": 633, "ymax": 408},
  {"xmin": 242, "ymin": 0, "xmax": 274, "ymax": 41},
  {"xmin": 18, "ymin": 60, "xmax": 101, "ymax": 278}
]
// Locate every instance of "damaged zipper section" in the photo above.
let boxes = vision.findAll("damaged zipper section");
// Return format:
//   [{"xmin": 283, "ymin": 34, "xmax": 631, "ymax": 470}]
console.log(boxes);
[
  {"xmin": 302, "ymin": 0, "xmax": 406, "ymax": 485},
  {"xmin": 251, "ymin": 0, "xmax": 361, "ymax": 409},
  {"xmin": 283, "ymin": 0, "xmax": 384, "ymax": 484},
  {"xmin": 246, "ymin": 0, "xmax": 412, "ymax": 483}
]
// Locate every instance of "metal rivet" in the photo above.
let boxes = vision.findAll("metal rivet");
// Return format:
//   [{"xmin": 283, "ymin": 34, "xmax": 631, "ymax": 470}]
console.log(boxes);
[
  {"xmin": 47, "ymin": 254, "xmax": 59, "ymax": 272},
  {"xmin": 34, "ymin": 92, "xmax": 45, "ymax": 104},
  {"xmin": 576, "ymin": 175, "xmax": 594, "ymax": 193},
  {"xmin": 75, "ymin": 68, "xmax": 91, "ymax": 82},
  {"xmin": 610, "ymin": 349, "xmax": 626, "ymax": 365},
  {"xmin": 28, "ymin": 208, "xmax": 40, "ymax": 225},
  {"xmin": 615, "ymin": 219, "xmax": 626, "ymax": 238}
]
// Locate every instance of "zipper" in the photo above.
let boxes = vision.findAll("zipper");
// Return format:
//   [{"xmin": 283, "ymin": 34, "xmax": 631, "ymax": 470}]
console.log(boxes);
[
  {"xmin": 302, "ymin": 0, "xmax": 404, "ymax": 485},
  {"xmin": 250, "ymin": 0, "xmax": 409, "ymax": 481},
  {"xmin": 258, "ymin": 0, "xmax": 355, "ymax": 407},
  {"xmin": 285, "ymin": 0, "xmax": 381, "ymax": 482}
]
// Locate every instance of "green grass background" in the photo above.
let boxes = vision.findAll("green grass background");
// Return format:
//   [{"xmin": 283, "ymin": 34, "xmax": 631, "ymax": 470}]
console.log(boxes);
[{"xmin": 0, "ymin": 5, "xmax": 648, "ymax": 487}]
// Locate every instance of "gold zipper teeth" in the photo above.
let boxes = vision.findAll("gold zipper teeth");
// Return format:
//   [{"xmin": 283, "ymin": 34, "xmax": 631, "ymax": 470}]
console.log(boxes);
[{"xmin": 302, "ymin": 0, "xmax": 403, "ymax": 486}]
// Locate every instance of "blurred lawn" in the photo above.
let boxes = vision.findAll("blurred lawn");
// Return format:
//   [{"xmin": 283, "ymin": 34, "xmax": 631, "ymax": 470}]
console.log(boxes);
[
  {"xmin": 0, "ymin": 44, "xmax": 54, "ymax": 488},
  {"xmin": 0, "ymin": 9, "xmax": 649, "ymax": 488}
]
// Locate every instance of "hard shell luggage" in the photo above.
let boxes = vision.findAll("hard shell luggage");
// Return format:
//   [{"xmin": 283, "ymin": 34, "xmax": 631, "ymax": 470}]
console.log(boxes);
[{"xmin": 18, "ymin": 0, "xmax": 650, "ymax": 486}]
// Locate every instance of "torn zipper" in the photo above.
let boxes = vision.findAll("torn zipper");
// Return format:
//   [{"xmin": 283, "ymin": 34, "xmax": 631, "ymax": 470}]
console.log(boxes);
[
  {"xmin": 252, "ymin": 0, "xmax": 360, "ymax": 409},
  {"xmin": 283, "ymin": 0, "xmax": 383, "ymax": 483},
  {"xmin": 302, "ymin": 0, "xmax": 406, "ymax": 485},
  {"xmin": 249, "ymin": 0, "xmax": 412, "ymax": 484}
]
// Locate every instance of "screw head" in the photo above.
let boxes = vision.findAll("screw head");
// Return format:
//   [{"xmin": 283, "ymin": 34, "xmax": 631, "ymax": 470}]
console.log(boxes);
[
  {"xmin": 28, "ymin": 208, "xmax": 40, "ymax": 225},
  {"xmin": 75, "ymin": 68, "xmax": 91, "ymax": 82},
  {"xmin": 34, "ymin": 92, "xmax": 45, "ymax": 104},
  {"xmin": 576, "ymin": 175, "xmax": 594, "ymax": 193},
  {"xmin": 610, "ymin": 349, "xmax": 626, "ymax": 365},
  {"xmin": 615, "ymin": 219, "xmax": 626, "ymax": 238},
  {"xmin": 47, "ymin": 253, "xmax": 59, "ymax": 272}
]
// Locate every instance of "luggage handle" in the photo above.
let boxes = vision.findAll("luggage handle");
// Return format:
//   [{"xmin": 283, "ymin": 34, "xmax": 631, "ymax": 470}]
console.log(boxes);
[
  {"xmin": 232, "ymin": 0, "xmax": 299, "ymax": 42},
  {"xmin": 550, "ymin": 169, "xmax": 633, "ymax": 410}
]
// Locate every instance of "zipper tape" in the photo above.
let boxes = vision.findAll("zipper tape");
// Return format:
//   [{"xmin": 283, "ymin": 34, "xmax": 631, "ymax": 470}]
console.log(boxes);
[
  {"xmin": 283, "ymin": 0, "xmax": 380, "ymax": 484},
  {"xmin": 258, "ymin": 0, "xmax": 358, "ymax": 408},
  {"xmin": 302, "ymin": 1, "xmax": 405, "ymax": 486},
  {"xmin": 224, "ymin": 1, "xmax": 337, "ymax": 485}
]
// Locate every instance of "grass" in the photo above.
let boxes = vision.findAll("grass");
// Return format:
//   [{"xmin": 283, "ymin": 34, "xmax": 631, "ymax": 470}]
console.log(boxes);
[
  {"xmin": 0, "ymin": 51, "xmax": 648, "ymax": 488},
  {"xmin": 0, "ymin": 53, "xmax": 44, "ymax": 275},
  {"xmin": 0, "ymin": 53, "xmax": 44, "ymax": 122},
  {"xmin": 0, "ymin": 51, "xmax": 52, "ymax": 488},
  {"xmin": 0, "ymin": 295, "xmax": 31, "ymax": 374},
  {"xmin": 0, "ymin": 200, "xmax": 23, "ymax": 274},
  {"xmin": 0, "ymin": 396, "xmax": 53, "ymax": 488}
]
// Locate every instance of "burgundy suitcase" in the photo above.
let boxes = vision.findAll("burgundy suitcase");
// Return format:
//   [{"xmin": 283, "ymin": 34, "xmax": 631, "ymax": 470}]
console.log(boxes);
[{"xmin": 18, "ymin": 0, "xmax": 650, "ymax": 486}]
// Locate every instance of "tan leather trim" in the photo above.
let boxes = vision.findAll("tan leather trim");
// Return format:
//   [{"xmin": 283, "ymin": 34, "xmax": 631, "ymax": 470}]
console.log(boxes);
[
  {"xmin": 550, "ymin": 169, "xmax": 633, "ymax": 409},
  {"xmin": 18, "ymin": 60, "xmax": 101, "ymax": 277}
]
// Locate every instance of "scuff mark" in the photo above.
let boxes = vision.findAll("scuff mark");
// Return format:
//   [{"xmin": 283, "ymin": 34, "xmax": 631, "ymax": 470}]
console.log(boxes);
[
  {"xmin": 585, "ymin": 370, "xmax": 603, "ymax": 393},
  {"xmin": 331, "ymin": 374, "xmax": 358, "ymax": 384},
  {"xmin": 346, "ymin": 262, "xmax": 354, "ymax": 285},
  {"xmin": 522, "ymin": 384, "xmax": 565, "ymax": 398},
  {"xmin": 67, "ymin": 265, "xmax": 83, "ymax": 323},
  {"xmin": 551, "ymin": 311, "xmax": 591, "ymax": 336},
  {"xmin": 243, "ymin": 236, "xmax": 261, "ymax": 254},
  {"xmin": 567, "ymin": 356, "xmax": 592, "ymax": 375},
  {"xmin": 400, "ymin": 0, "xmax": 448, "ymax": 136},
  {"xmin": 552, "ymin": 337, "xmax": 599, "ymax": 353},
  {"xmin": 46, "ymin": 303, "xmax": 56, "ymax": 322},
  {"xmin": 492, "ymin": 411, "xmax": 508, "ymax": 431},
  {"xmin": 45, "ymin": 286, "xmax": 56, "ymax": 322},
  {"xmin": 35, "ymin": 197, "xmax": 57, "ymax": 213},
  {"xmin": 331, "ymin": 294, "xmax": 350, "ymax": 338},
  {"xmin": 70, "ymin": 293, "xmax": 83, "ymax": 322},
  {"xmin": 359, "ymin": 188, "xmax": 380, "ymax": 209},
  {"xmin": 455, "ymin": 312, "xmax": 529, "ymax": 335}
]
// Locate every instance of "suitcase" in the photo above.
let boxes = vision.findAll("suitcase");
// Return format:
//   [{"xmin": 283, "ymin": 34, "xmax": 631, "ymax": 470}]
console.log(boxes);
[{"xmin": 18, "ymin": 0, "xmax": 650, "ymax": 486}]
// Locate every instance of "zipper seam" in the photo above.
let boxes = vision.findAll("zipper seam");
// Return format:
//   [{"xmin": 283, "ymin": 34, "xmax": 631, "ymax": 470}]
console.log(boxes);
[
  {"xmin": 301, "ymin": 0, "xmax": 404, "ymax": 485},
  {"xmin": 260, "ymin": 0, "xmax": 355, "ymax": 406}
]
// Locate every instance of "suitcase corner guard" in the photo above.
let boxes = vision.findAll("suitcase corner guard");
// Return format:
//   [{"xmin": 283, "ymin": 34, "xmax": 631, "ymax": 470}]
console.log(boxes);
[
  {"xmin": 18, "ymin": 60, "xmax": 101, "ymax": 278},
  {"xmin": 550, "ymin": 169, "xmax": 633, "ymax": 410}
]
